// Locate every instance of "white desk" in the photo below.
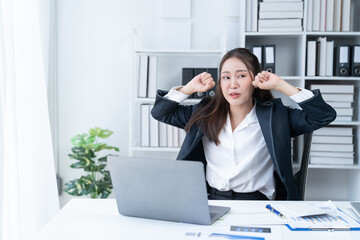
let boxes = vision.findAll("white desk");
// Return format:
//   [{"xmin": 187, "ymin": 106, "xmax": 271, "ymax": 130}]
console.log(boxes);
[{"xmin": 36, "ymin": 199, "xmax": 360, "ymax": 240}]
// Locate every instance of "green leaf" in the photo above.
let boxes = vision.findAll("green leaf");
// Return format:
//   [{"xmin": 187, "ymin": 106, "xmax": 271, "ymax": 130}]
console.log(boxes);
[
  {"xmin": 98, "ymin": 129, "xmax": 113, "ymax": 138},
  {"xmin": 89, "ymin": 127, "xmax": 102, "ymax": 137},
  {"xmin": 84, "ymin": 135, "xmax": 96, "ymax": 144},
  {"xmin": 70, "ymin": 134, "xmax": 87, "ymax": 147}
]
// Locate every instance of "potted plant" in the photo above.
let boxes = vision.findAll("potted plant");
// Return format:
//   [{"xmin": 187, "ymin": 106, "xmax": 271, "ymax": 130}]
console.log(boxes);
[{"xmin": 64, "ymin": 127, "xmax": 119, "ymax": 198}]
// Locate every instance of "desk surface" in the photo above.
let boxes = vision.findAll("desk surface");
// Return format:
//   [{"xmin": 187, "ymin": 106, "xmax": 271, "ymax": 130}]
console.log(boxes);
[{"xmin": 36, "ymin": 199, "xmax": 360, "ymax": 240}]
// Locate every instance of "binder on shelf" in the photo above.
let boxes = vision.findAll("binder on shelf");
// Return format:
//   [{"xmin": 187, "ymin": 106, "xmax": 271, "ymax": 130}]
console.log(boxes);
[
  {"xmin": 182, "ymin": 68, "xmax": 194, "ymax": 98},
  {"xmin": 306, "ymin": 0, "xmax": 313, "ymax": 31},
  {"xmin": 325, "ymin": 0, "xmax": 334, "ymax": 31},
  {"xmin": 334, "ymin": 45, "xmax": 350, "ymax": 76},
  {"xmin": 206, "ymin": 68, "xmax": 218, "ymax": 97},
  {"xmin": 193, "ymin": 68, "xmax": 207, "ymax": 99},
  {"xmin": 312, "ymin": 0, "xmax": 321, "ymax": 31},
  {"xmin": 325, "ymin": 41, "xmax": 334, "ymax": 76},
  {"xmin": 316, "ymin": 37, "xmax": 326, "ymax": 76},
  {"xmin": 319, "ymin": 0, "xmax": 326, "ymax": 31},
  {"xmin": 251, "ymin": 0, "xmax": 258, "ymax": 32},
  {"xmin": 341, "ymin": 0, "xmax": 351, "ymax": 31},
  {"xmin": 138, "ymin": 55, "xmax": 149, "ymax": 98},
  {"xmin": 307, "ymin": 41, "xmax": 316, "ymax": 76},
  {"xmin": 351, "ymin": 45, "xmax": 360, "ymax": 77},
  {"xmin": 149, "ymin": 105, "xmax": 159, "ymax": 147},
  {"xmin": 141, "ymin": 104, "xmax": 150, "ymax": 147},
  {"xmin": 263, "ymin": 45, "xmax": 275, "ymax": 73},
  {"xmin": 251, "ymin": 45, "xmax": 263, "ymax": 70},
  {"xmin": 159, "ymin": 122, "xmax": 167, "ymax": 147},
  {"xmin": 147, "ymin": 56, "xmax": 157, "ymax": 98},
  {"xmin": 333, "ymin": 0, "xmax": 342, "ymax": 31},
  {"xmin": 245, "ymin": 0, "xmax": 251, "ymax": 32}
]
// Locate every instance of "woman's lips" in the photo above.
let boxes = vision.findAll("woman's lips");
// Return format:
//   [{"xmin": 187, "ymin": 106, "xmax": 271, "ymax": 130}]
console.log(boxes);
[{"xmin": 229, "ymin": 92, "xmax": 240, "ymax": 99}]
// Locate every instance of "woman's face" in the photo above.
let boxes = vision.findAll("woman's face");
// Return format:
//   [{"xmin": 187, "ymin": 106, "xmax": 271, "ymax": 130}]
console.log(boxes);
[{"xmin": 220, "ymin": 57, "xmax": 255, "ymax": 110}]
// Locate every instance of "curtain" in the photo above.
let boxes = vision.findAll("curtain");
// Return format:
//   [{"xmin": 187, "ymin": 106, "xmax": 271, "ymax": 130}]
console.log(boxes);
[{"xmin": 0, "ymin": 0, "xmax": 59, "ymax": 240}]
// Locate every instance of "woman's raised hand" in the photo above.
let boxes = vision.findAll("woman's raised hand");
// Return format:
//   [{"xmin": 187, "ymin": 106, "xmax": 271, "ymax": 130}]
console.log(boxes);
[
  {"xmin": 252, "ymin": 71, "xmax": 283, "ymax": 90},
  {"xmin": 253, "ymin": 71, "xmax": 300, "ymax": 96},
  {"xmin": 180, "ymin": 72, "xmax": 215, "ymax": 95}
]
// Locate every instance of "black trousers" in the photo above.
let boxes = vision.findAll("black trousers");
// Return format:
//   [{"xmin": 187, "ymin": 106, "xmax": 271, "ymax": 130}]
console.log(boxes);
[{"xmin": 208, "ymin": 187, "xmax": 269, "ymax": 200}]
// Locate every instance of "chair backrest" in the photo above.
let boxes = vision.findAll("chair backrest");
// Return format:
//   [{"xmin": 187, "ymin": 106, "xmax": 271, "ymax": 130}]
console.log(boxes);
[{"xmin": 294, "ymin": 131, "xmax": 313, "ymax": 200}]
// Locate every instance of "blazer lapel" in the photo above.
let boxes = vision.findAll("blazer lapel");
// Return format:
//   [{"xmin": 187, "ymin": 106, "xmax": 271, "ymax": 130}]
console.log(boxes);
[{"xmin": 256, "ymin": 101, "xmax": 280, "ymax": 171}]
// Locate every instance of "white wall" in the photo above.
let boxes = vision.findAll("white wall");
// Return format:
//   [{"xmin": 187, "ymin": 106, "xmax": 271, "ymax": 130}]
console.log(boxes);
[{"xmin": 56, "ymin": 0, "xmax": 227, "ymax": 207}]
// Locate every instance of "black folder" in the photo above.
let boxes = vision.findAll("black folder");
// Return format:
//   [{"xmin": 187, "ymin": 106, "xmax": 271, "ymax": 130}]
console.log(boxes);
[
  {"xmin": 251, "ymin": 45, "xmax": 263, "ymax": 70},
  {"xmin": 182, "ymin": 68, "xmax": 194, "ymax": 98},
  {"xmin": 206, "ymin": 68, "xmax": 218, "ymax": 97},
  {"xmin": 334, "ymin": 45, "xmax": 350, "ymax": 76},
  {"xmin": 351, "ymin": 45, "xmax": 360, "ymax": 77},
  {"xmin": 263, "ymin": 45, "xmax": 275, "ymax": 73},
  {"xmin": 193, "ymin": 68, "xmax": 207, "ymax": 99}
]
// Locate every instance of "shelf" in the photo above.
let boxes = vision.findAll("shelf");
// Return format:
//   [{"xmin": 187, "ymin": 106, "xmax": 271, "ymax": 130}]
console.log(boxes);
[
  {"xmin": 309, "ymin": 164, "xmax": 360, "ymax": 170},
  {"xmin": 135, "ymin": 49, "xmax": 224, "ymax": 54},
  {"xmin": 305, "ymin": 77, "xmax": 360, "ymax": 81},
  {"xmin": 330, "ymin": 121, "xmax": 360, "ymax": 126},
  {"xmin": 245, "ymin": 32, "xmax": 304, "ymax": 36},
  {"xmin": 305, "ymin": 32, "xmax": 360, "ymax": 36}
]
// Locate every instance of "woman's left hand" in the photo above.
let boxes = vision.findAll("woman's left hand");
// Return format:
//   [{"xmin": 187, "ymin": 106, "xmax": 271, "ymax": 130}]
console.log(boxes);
[
  {"xmin": 253, "ymin": 71, "xmax": 300, "ymax": 96},
  {"xmin": 252, "ymin": 71, "xmax": 284, "ymax": 90}
]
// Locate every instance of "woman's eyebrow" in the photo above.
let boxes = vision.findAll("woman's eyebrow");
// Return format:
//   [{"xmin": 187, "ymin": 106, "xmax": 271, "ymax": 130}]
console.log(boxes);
[{"xmin": 221, "ymin": 69, "xmax": 247, "ymax": 74}]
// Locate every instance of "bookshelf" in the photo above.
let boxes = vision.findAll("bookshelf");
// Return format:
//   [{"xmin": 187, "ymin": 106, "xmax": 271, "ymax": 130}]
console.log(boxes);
[
  {"xmin": 130, "ymin": 0, "xmax": 360, "ymax": 199},
  {"xmin": 130, "ymin": 48, "xmax": 224, "ymax": 159}
]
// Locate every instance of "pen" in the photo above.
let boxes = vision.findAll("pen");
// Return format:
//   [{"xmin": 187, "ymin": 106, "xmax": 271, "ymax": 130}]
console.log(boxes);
[{"xmin": 265, "ymin": 204, "xmax": 286, "ymax": 219}]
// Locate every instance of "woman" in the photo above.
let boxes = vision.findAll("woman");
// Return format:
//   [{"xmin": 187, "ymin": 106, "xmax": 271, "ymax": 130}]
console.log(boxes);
[{"xmin": 151, "ymin": 48, "xmax": 336, "ymax": 200}]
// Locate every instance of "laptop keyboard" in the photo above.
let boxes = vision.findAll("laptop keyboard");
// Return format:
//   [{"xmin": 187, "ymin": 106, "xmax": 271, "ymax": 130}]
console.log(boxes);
[{"xmin": 210, "ymin": 212, "xmax": 217, "ymax": 219}]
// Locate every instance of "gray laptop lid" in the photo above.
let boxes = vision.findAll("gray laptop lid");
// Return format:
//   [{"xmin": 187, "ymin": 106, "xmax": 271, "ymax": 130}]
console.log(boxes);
[{"xmin": 108, "ymin": 156, "xmax": 230, "ymax": 225}]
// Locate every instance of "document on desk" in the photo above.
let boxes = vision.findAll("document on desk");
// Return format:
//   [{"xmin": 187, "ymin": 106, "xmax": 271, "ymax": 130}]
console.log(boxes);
[
  {"xmin": 268, "ymin": 201, "xmax": 360, "ymax": 231},
  {"xmin": 171, "ymin": 225, "xmax": 283, "ymax": 240}
]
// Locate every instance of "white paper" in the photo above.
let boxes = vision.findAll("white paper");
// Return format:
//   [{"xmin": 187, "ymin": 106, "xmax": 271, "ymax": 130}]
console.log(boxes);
[
  {"xmin": 354, "ymin": 46, "xmax": 360, "ymax": 63},
  {"xmin": 265, "ymin": 47, "xmax": 274, "ymax": 64},
  {"xmin": 340, "ymin": 46, "xmax": 349, "ymax": 63}
]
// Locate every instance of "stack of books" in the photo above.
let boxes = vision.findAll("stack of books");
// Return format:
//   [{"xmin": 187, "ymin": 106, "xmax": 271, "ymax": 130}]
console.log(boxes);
[
  {"xmin": 311, "ymin": 127, "xmax": 354, "ymax": 165},
  {"xmin": 141, "ymin": 104, "xmax": 186, "ymax": 148},
  {"xmin": 307, "ymin": 0, "xmax": 351, "ymax": 32},
  {"xmin": 258, "ymin": 0, "xmax": 304, "ymax": 32},
  {"xmin": 310, "ymin": 84, "xmax": 354, "ymax": 122}
]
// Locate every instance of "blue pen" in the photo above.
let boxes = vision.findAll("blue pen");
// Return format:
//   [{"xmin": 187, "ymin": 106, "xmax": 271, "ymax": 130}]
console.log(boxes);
[{"xmin": 265, "ymin": 204, "xmax": 286, "ymax": 219}]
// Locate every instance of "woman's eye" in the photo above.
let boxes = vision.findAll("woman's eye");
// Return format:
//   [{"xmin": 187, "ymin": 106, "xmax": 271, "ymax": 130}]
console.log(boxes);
[
  {"xmin": 237, "ymin": 75, "xmax": 245, "ymax": 78},
  {"xmin": 222, "ymin": 76, "xmax": 230, "ymax": 80}
]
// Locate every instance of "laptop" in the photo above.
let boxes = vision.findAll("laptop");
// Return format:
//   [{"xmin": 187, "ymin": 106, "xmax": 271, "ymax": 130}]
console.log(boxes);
[{"xmin": 107, "ymin": 156, "xmax": 230, "ymax": 225}]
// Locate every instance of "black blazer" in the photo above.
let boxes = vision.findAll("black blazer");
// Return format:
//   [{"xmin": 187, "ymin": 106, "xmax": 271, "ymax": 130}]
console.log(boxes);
[{"xmin": 151, "ymin": 89, "xmax": 336, "ymax": 200}]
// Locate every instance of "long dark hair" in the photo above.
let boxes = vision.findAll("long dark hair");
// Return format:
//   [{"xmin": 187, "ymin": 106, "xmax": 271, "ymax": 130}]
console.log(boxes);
[{"xmin": 184, "ymin": 48, "xmax": 273, "ymax": 145}]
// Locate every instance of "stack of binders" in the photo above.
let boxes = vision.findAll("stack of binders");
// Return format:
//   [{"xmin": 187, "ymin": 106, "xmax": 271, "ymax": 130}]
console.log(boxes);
[
  {"xmin": 182, "ymin": 68, "xmax": 218, "ymax": 99},
  {"xmin": 334, "ymin": 45, "xmax": 360, "ymax": 77},
  {"xmin": 141, "ymin": 104, "xmax": 186, "ymax": 148},
  {"xmin": 251, "ymin": 45, "xmax": 276, "ymax": 73},
  {"xmin": 311, "ymin": 126, "xmax": 354, "ymax": 165},
  {"xmin": 258, "ymin": 0, "xmax": 304, "ymax": 32}
]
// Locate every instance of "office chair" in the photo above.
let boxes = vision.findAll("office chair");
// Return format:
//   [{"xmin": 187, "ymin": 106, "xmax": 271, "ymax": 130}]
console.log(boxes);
[{"xmin": 294, "ymin": 131, "xmax": 313, "ymax": 200}]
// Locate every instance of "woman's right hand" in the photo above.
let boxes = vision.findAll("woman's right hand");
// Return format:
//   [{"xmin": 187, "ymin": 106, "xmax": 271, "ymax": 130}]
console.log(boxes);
[{"xmin": 179, "ymin": 72, "xmax": 215, "ymax": 95}]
